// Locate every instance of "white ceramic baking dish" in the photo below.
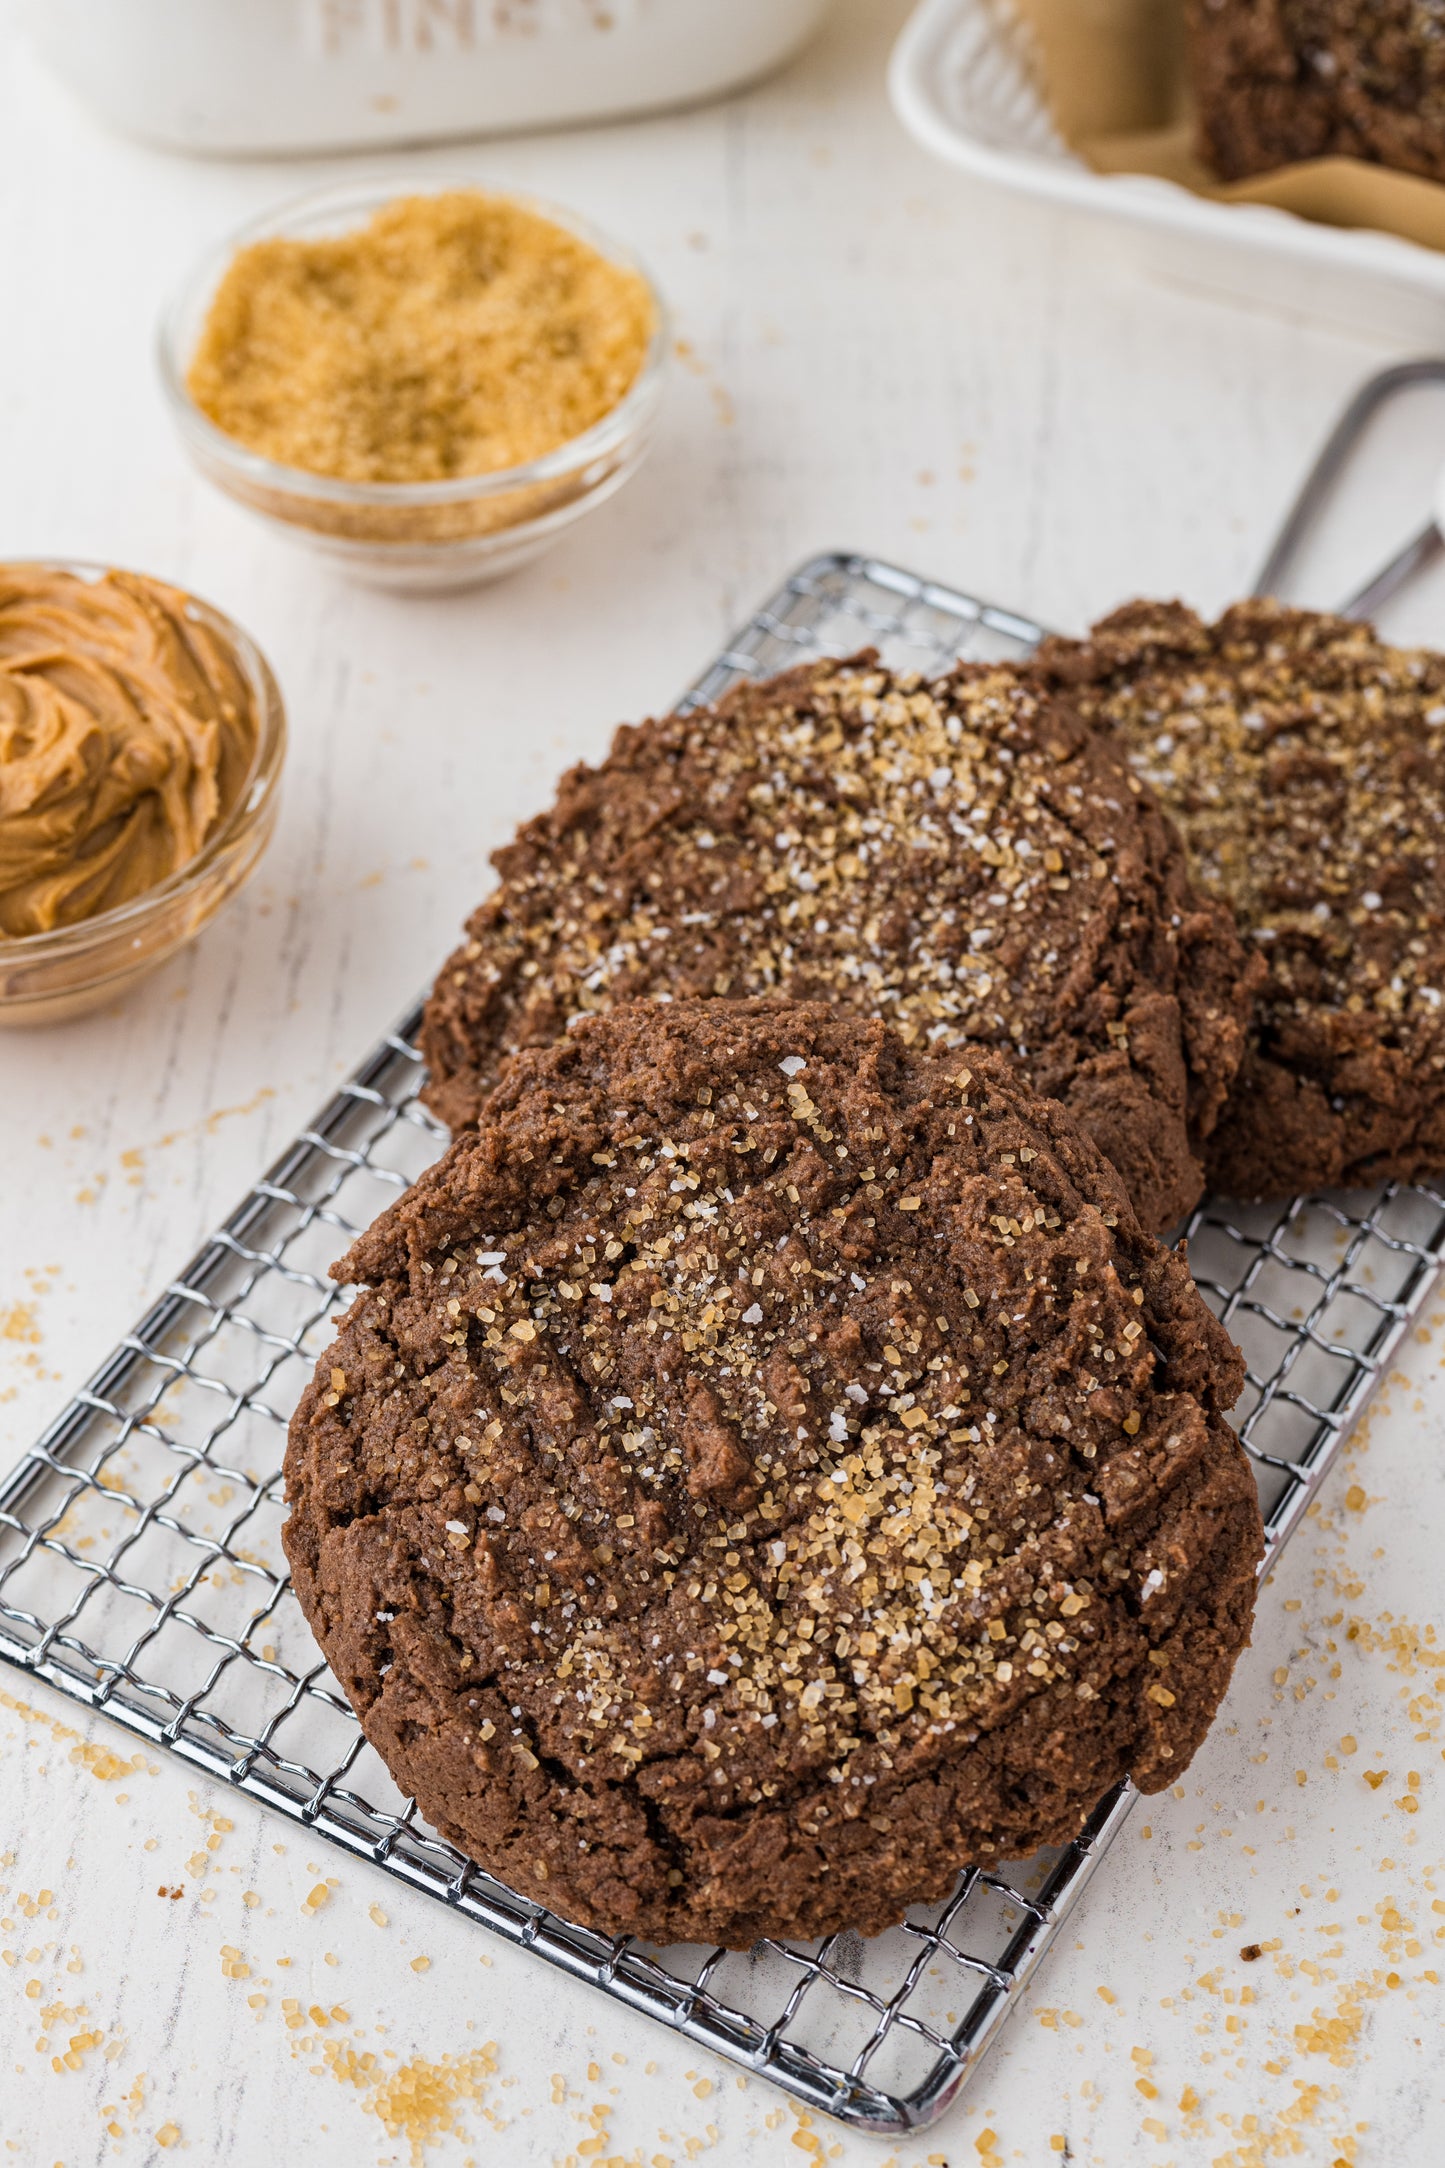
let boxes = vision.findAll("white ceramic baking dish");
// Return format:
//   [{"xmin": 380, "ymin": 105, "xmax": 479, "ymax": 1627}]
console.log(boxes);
[
  {"xmin": 20, "ymin": 0, "xmax": 833, "ymax": 157},
  {"xmin": 889, "ymin": 0, "xmax": 1445, "ymax": 344}
]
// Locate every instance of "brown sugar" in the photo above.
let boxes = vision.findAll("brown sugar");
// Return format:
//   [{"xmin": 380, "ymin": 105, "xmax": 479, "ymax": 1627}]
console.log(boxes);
[{"xmin": 186, "ymin": 190, "xmax": 655, "ymax": 486}]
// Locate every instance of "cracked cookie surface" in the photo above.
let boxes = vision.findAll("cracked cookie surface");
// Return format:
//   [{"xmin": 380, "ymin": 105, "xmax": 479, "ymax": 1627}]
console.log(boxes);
[
  {"xmin": 285, "ymin": 1000, "xmax": 1262, "ymax": 1948},
  {"xmin": 1036, "ymin": 599, "xmax": 1445, "ymax": 1200},
  {"xmin": 419, "ymin": 653, "xmax": 1258, "ymax": 1233},
  {"xmin": 1185, "ymin": 0, "xmax": 1445, "ymax": 185}
]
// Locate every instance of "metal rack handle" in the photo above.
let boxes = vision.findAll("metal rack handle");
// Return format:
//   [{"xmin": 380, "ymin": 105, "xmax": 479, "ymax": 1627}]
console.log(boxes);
[{"xmin": 1252, "ymin": 357, "xmax": 1445, "ymax": 619}]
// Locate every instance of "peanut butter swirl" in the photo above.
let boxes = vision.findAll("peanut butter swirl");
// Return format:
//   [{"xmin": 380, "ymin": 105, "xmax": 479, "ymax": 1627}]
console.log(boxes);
[{"xmin": 0, "ymin": 566, "xmax": 260, "ymax": 938}]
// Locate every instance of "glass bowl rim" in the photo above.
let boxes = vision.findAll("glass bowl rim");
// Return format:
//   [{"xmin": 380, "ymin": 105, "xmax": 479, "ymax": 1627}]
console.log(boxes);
[
  {"xmin": 0, "ymin": 560, "xmax": 287, "ymax": 966},
  {"xmin": 157, "ymin": 171, "xmax": 672, "ymax": 512}
]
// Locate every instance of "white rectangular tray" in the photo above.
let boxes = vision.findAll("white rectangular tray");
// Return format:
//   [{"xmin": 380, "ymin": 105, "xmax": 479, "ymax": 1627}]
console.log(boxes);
[{"xmin": 889, "ymin": 0, "xmax": 1445, "ymax": 343}]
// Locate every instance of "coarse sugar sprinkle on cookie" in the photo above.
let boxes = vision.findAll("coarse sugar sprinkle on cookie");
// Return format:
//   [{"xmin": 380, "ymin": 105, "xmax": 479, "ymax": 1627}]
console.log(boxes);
[
  {"xmin": 1035, "ymin": 598, "xmax": 1445, "ymax": 1199},
  {"xmin": 420, "ymin": 653, "xmax": 1259, "ymax": 1234}
]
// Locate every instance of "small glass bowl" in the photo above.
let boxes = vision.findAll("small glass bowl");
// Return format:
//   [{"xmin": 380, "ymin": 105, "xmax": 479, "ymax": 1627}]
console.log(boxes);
[
  {"xmin": 158, "ymin": 175, "xmax": 671, "ymax": 594},
  {"xmin": 0, "ymin": 565, "xmax": 286, "ymax": 1026}
]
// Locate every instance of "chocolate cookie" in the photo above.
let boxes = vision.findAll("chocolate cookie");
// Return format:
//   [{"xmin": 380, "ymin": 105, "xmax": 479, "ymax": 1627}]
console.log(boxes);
[
  {"xmin": 420, "ymin": 654, "xmax": 1258, "ymax": 1233},
  {"xmin": 1185, "ymin": 0, "xmax": 1445, "ymax": 186},
  {"xmin": 285, "ymin": 1000, "xmax": 1263, "ymax": 1949},
  {"xmin": 1034, "ymin": 599, "xmax": 1445, "ymax": 1200}
]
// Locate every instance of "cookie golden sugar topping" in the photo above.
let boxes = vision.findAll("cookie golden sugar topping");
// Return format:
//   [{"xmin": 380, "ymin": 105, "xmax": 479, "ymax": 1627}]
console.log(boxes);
[
  {"xmin": 1036, "ymin": 598, "xmax": 1445, "ymax": 1196},
  {"xmin": 423, "ymin": 654, "xmax": 1257, "ymax": 1232}
]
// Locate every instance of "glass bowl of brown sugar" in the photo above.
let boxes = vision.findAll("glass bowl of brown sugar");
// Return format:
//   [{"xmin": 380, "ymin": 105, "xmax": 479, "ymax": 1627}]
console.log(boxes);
[{"xmin": 158, "ymin": 176, "xmax": 671, "ymax": 594}]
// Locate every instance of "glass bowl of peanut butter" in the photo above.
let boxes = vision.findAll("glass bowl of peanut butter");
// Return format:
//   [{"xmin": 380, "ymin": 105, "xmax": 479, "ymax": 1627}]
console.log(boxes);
[{"xmin": 0, "ymin": 564, "xmax": 286, "ymax": 1025}]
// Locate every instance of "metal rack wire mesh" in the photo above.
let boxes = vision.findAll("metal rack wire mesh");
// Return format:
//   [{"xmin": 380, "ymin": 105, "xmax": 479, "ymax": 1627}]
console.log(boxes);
[{"xmin": 2, "ymin": 552, "xmax": 1441, "ymax": 2135}]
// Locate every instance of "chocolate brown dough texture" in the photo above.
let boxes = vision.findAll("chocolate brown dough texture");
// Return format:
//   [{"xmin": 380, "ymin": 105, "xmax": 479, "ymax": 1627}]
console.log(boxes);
[
  {"xmin": 1186, "ymin": 0, "xmax": 1445, "ymax": 185},
  {"xmin": 420, "ymin": 653, "xmax": 1259, "ymax": 1233},
  {"xmin": 0, "ymin": 564, "xmax": 260, "ymax": 937},
  {"xmin": 285, "ymin": 1001, "xmax": 1262, "ymax": 1949},
  {"xmin": 1034, "ymin": 599, "xmax": 1445, "ymax": 1200}
]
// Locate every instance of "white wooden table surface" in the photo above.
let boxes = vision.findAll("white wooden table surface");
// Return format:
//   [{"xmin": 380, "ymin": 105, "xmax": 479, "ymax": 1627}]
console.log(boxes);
[{"xmin": 3, "ymin": 5, "xmax": 1445, "ymax": 2162}]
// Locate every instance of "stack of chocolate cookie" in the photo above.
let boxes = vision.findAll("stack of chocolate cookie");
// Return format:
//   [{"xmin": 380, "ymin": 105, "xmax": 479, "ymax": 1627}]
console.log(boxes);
[{"xmin": 285, "ymin": 602, "xmax": 1444, "ymax": 1947}]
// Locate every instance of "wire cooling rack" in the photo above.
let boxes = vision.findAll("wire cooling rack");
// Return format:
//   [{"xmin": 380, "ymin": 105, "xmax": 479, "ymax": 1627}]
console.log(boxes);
[{"xmin": 3, "ymin": 552, "xmax": 1443, "ymax": 2135}]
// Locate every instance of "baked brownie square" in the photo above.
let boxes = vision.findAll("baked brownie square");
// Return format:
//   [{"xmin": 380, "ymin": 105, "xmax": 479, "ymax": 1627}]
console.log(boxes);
[{"xmin": 1186, "ymin": 0, "xmax": 1445, "ymax": 183}]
